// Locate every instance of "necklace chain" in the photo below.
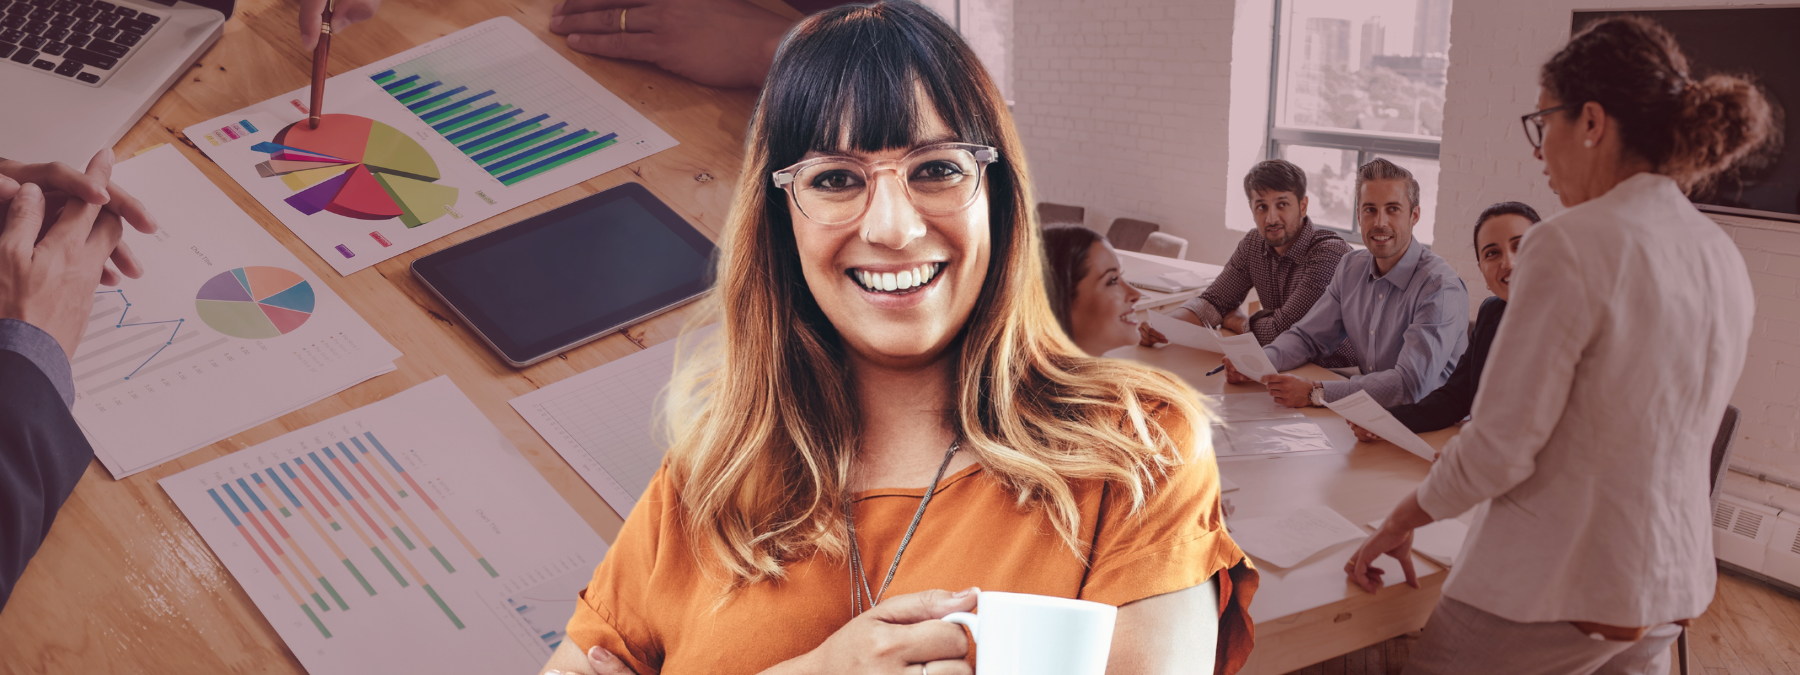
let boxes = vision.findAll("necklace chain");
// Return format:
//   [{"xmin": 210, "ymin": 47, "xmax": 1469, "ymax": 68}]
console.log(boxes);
[{"xmin": 846, "ymin": 440, "xmax": 961, "ymax": 617}]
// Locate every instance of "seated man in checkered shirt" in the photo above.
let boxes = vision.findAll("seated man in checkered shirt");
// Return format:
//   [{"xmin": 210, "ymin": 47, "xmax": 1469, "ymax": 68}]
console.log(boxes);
[{"xmin": 1139, "ymin": 158, "xmax": 1358, "ymax": 370}]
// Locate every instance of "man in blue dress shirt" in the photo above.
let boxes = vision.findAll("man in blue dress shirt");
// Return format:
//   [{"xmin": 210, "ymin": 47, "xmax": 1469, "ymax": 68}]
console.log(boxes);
[{"xmin": 1224, "ymin": 158, "xmax": 1468, "ymax": 409}]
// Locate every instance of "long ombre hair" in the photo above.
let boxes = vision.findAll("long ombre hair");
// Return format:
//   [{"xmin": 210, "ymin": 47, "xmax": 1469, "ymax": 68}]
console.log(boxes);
[{"xmin": 661, "ymin": 1, "xmax": 1214, "ymax": 592}]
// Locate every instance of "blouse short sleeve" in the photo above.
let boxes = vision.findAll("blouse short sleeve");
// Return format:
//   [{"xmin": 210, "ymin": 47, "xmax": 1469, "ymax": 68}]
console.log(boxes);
[
  {"xmin": 1078, "ymin": 410, "xmax": 1259, "ymax": 674},
  {"xmin": 566, "ymin": 466, "xmax": 677, "ymax": 675}
]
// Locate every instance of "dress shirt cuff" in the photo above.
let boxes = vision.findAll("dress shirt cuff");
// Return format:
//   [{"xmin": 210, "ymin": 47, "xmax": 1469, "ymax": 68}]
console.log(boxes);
[
  {"xmin": 1177, "ymin": 297, "xmax": 1222, "ymax": 328},
  {"xmin": 1318, "ymin": 379, "xmax": 1356, "ymax": 404},
  {"xmin": 0, "ymin": 318, "xmax": 74, "ymax": 408}
]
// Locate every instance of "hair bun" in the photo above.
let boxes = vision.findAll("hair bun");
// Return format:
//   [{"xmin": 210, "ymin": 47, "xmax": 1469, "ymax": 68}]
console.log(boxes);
[{"xmin": 1669, "ymin": 73, "xmax": 1782, "ymax": 193}]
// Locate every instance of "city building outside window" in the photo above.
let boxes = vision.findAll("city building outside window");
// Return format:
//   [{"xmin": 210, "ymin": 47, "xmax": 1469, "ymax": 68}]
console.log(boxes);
[{"xmin": 1268, "ymin": 0, "xmax": 1451, "ymax": 244}]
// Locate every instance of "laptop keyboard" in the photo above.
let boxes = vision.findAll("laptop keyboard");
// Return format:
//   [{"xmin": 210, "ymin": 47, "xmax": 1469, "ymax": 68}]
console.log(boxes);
[{"xmin": 0, "ymin": 0, "xmax": 166, "ymax": 87}]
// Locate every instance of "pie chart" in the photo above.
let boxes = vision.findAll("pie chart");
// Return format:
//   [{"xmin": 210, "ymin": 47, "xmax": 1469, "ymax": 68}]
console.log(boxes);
[
  {"xmin": 195, "ymin": 267, "xmax": 316, "ymax": 339},
  {"xmin": 251, "ymin": 114, "xmax": 460, "ymax": 229}
]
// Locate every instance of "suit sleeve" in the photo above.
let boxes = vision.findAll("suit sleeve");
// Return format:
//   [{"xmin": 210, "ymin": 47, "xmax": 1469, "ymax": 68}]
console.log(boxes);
[{"xmin": 0, "ymin": 348, "xmax": 94, "ymax": 611}]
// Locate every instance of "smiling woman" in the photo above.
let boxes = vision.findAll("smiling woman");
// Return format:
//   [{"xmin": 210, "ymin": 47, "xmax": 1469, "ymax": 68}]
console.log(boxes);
[{"xmin": 538, "ymin": 3, "xmax": 1257, "ymax": 675}]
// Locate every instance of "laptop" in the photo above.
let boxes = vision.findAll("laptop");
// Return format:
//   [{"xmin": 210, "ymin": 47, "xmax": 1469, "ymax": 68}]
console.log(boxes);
[{"xmin": 0, "ymin": 0, "xmax": 230, "ymax": 166}]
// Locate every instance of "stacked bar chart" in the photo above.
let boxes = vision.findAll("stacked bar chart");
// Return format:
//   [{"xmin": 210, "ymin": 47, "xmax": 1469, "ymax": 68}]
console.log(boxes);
[{"xmin": 160, "ymin": 377, "xmax": 609, "ymax": 674}]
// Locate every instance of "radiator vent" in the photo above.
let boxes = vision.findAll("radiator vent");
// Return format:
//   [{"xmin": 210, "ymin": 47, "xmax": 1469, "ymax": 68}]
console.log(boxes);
[
  {"xmin": 1791, "ymin": 529, "xmax": 1800, "ymax": 556},
  {"xmin": 1715, "ymin": 502, "xmax": 1736, "ymax": 530},
  {"xmin": 1735, "ymin": 510, "xmax": 1765, "ymax": 539}
]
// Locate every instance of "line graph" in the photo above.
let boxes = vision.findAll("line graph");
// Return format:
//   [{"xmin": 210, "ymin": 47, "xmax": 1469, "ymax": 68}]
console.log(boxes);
[{"xmin": 90, "ymin": 289, "xmax": 186, "ymax": 380}]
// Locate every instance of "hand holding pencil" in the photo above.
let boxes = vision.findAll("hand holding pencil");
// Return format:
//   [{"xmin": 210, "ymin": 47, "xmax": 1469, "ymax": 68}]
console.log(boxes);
[{"xmin": 299, "ymin": 0, "xmax": 381, "ymax": 50}]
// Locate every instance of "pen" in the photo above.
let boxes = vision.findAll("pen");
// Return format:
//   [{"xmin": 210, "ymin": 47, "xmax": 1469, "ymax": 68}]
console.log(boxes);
[
  {"xmin": 308, "ymin": 0, "xmax": 335, "ymax": 129},
  {"xmin": 1206, "ymin": 364, "xmax": 1226, "ymax": 376}
]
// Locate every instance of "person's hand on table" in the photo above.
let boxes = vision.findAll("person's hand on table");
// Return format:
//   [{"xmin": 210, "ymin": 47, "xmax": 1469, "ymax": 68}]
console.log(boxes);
[
  {"xmin": 1262, "ymin": 373, "xmax": 1313, "ymax": 408},
  {"xmin": 1349, "ymin": 422, "xmax": 1383, "ymax": 443},
  {"xmin": 1221, "ymin": 309, "xmax": 1249, "ymax": 335},
  {"xmin": 1220, "ymin": 357, "xmax": 1252, "ymax": 385},
  {"xmin": 549, "ymin": 0, "xmax": 798, "ymax": 89},
  {"xmin": 1138, "ymin": 321, "xmax": 1167, "ymax": 347},
  {"xmin": 0, "ymin": 162, "xmax": 127, "ymax": 361},
  {"xmin": 299, "ymin": 0, "xmax": 383, "ymax": 50},
  {"xmin": 545, "ymin": 644, "xmax": 640, "ymax": 675},
  {"xmin": 0, "ymin": 150, "xmax": 156, "ymax": 287},
  {"xmin": 1346, "ymin": 492, "xmax": 1431, "ymax": 594}
]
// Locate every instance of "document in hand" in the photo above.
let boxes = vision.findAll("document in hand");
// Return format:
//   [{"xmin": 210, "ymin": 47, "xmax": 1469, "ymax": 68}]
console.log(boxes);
[
  {"xmin": 1145, "ymin": 311, "xmax": 1223, "ymax": 352},
  {"xmin": 1216, "ymin": 332, "xmax": 1279, "ymax": 381},
  {"xmin": 1368, "ymin": 517, "xmax": 1470, "ymax": 568},
  {"xmin": 1229, "ymin": 505, "xmax": 1366, "ymax": 568},
  {"xmin": 1322, "ymin": 390, "xmax": 1438, "ymax": 461}
]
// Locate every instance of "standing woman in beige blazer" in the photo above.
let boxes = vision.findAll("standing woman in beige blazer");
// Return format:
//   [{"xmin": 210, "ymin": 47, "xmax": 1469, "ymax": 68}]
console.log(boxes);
[{"xmin": 1346, "ymin": 16, "xmax": 1778, "ymax": 675}]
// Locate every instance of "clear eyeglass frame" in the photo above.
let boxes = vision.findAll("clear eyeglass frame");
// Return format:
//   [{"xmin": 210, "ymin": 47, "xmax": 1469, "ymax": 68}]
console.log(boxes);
[{"xmin": 771, "ymin": 142, "xmax": 1000, "ymax": 226}]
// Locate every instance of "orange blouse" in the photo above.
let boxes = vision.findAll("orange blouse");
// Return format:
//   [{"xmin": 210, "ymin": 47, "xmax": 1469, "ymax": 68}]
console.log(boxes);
[{"xmin": 566, "ymin": 448, "xmax": 1258, "ymax": 674}]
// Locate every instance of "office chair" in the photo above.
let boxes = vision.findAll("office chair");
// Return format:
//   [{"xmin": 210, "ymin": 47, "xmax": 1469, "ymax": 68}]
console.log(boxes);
[
  {"xmin": 1037, "ymin": 202, "xmax": 1086, "ymax": 227},
  {"xmin": 1105, "ymin": 218, "xmax": 1160, "ymax": 252},
  {"xmin": 1141, "ymin": 232, "xmax": 1189, "ymax": 259},
  {"xmin": 1679, "ymin": 404, "xmax": 1740, "ymax": 675}
]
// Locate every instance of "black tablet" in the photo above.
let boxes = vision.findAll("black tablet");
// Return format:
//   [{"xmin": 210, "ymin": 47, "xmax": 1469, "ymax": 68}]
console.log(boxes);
[{"xmin": 412, "ymin": 183, "xmax": 716, "ymax": 367}]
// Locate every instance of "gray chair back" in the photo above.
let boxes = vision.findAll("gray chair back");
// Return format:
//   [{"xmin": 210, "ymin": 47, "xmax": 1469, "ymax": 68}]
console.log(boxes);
[
  {"xmin": 1106, "ymin": 218, "xmax": 1160, "ymax": 252},
  {"xmin": 1038, "ymin": 202, "xmax": 1085, "ymax": 227},
  {"xmin": 1710, "ymin": 405, "xmax": 1740, "ymax": 507}
]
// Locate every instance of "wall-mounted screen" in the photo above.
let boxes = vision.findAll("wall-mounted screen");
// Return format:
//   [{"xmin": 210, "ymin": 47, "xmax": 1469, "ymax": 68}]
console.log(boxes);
[{"xmin": 1574, "ymin": 8, "xmax": 1797, "ymax": 224}]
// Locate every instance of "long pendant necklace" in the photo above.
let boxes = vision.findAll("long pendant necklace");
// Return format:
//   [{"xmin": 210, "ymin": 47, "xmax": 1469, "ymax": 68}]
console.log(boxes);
[{"xmin": 846, "ymin": 440, "xmax": 961, "ymax": 617}]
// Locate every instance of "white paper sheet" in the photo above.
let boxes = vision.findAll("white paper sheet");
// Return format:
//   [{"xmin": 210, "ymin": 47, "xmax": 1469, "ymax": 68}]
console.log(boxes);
[
  {"xmin": 1145, "ymin": 311, "xmax": 1223, "ymax": 352},
  {"xmin": 1368, "ymin": 518, "xmax": 1470, "ymax": 568},
  {"xmin": 1214, "ymin": 393, "xmax": 1305, "ymax": 422},
  {"xmin": 1229, "ymin": 505, "xmax": 1367, "ymax": 568},
  {"xmin": 73, "ymin": 146, "xmax": 400, "ymax": 478},
  {"xmin": 1323, "ymin": 390, "xmax": 1438, "ymax": 461},
  {"xmin": 1218, "ymin": 419, "xmax": 1337, "ymax": 457},
  {"xmin": 159, "ymin": 377, "xmax": 608, "ymax": 674},
  {"xmin": 510, "ymin": 325, "xmax": 715, "ymax": 517},
  {"xmin": 182, "ymin": 17, "xmax": 678, "ymax": 275},
  {"xmin": 1217, "ymin": 332, "xmax": 1279, "ymax": 381}
]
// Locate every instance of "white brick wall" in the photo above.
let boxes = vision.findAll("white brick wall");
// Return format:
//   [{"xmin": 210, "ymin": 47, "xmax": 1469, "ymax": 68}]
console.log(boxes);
[
  {"xmin": 1438, "ymin": 0, "xmax": 1800, "ymax": 509},
  {"xmin": 1010, "ymin": 0, "xmax": 1245, "ymax": 266}
]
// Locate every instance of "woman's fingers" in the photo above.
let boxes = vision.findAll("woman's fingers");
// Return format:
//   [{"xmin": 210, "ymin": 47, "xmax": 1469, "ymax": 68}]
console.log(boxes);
[
  {"xmin": 584, "ymin": 645, "xmax": 638, "ymax": 675},
  {"xmin": 553, "ymin": 0, "xmax": 638, "ymax": 17},
  {"xmin": 868, "ymin": 587, "xmax": 978, "ymax": 625}
]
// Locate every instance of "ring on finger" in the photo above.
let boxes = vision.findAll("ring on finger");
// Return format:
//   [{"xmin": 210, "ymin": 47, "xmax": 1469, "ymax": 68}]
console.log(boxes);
[{"xmin": 920, "ymin": 662, "xmax": 930, "ymax": 675}]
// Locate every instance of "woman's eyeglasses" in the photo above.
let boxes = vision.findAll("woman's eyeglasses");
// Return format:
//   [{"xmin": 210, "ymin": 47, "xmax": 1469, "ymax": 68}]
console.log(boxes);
[
  {"xmin": 771, "ymin": 143, "xmax": 1000, "ymax": 226},
  {"xmin": 1520, "ymin": 104, "xmax": 1575, "ymax": 150}
]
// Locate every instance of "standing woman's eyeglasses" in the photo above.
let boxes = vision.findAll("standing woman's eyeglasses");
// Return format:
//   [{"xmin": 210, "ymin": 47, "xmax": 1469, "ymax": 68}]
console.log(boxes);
[
  {"xmin": 772, "ymin": 143, "xmax": 1000, "ymax": 226},
  {"xmin": 1520, "ymin": 104, "xmax": 1576, "ymax": 150}
]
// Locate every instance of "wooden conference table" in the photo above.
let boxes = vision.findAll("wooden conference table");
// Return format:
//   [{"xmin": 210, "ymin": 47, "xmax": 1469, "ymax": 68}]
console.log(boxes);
[
  {"xmin": 0, "ymin": 0, "xmax": 1458, "ymax": 672},
  {"xmin": 1115, "ymin": 344, "xmax": 1464, "ymax": 675}
]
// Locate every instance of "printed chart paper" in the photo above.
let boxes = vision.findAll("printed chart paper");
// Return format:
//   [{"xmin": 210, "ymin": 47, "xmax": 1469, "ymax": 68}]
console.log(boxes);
[
  {"xmin": 1213, "ymin": 419, "xmax": 1338, "ymax": 459},
  {"xmin": 183, "ymin": 17, "xmax": 678, "ymax": 274},
  {"xmin": 75, "ymin": 146, "xmax": 399, "ymax": 478},
  {"xmin": 1229, "ymin": 505, "xmax": 1366, "ymax": 569},
  {"xmin": 160, "ymin": 377, "xmax": 608, "ymax": 674},
  {"xmin": 1324, "ymin": 390, "xmax": 1439, "ymax": 461},
  {"xmin": 511, "ymin": 325, "xmax": 715, "ymax": 518}
]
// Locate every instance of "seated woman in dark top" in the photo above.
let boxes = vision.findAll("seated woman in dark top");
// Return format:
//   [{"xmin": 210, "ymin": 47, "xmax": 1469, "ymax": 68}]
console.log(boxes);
[{"xmin": 1351, "ymin": 202, "xmax": 1540, "ymax": 441}]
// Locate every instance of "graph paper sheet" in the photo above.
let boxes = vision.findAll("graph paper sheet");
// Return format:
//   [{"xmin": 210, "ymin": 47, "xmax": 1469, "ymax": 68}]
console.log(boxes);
[
  {"xmin": 74, "ymin": 146, "xmax": 400, "ymax": 478},
  {"xmin": 511, "ymin": 326, "xmax": 714, "ymax": 518},
  {"xmin": 181, "ymin": 17, "xmax": 678, "ymax": 275},
  {"xmin": 160, "ymin": 377, "xmax": 607, "ymax": 674}
]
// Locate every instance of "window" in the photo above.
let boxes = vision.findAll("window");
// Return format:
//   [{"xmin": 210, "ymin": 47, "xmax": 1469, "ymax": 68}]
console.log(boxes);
[
  {"xmin": 1267, "ymin": 0, "xmax": 1451, "ymax": 244},
  {"xmin": 915, "ymin": 0, "xmax": 1012, "ymax": 101}
]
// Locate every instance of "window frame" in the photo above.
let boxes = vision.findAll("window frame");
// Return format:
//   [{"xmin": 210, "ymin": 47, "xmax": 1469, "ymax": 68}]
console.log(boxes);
[{"xmin": 1262, "ymin": 0, "xmax": 1444, "ymax": 245}]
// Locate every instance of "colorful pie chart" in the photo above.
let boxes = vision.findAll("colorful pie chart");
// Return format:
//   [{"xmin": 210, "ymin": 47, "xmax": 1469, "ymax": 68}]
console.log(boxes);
[
  {"xmin": 195, "ymin": 267, "xmax": 316, "ymax": 339},
  {"xmin": 252, "ymin": 114, "xmax": 460, "ymax": 228}
]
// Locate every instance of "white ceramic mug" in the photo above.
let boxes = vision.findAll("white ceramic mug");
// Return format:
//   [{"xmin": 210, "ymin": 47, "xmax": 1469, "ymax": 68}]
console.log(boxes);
[{"xmin": 942, "ymin": 591, "xmax": 1117, "ymax": 675}]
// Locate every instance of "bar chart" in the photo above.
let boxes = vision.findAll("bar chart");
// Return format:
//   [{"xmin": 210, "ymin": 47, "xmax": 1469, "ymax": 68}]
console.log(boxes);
[
  {"xmin": 367, "ymin": 25, "xmax": 637, "ymax": 186},
  {"xmin": 160, "ymin": 377, "xmax": 609, "ymax": 674}
]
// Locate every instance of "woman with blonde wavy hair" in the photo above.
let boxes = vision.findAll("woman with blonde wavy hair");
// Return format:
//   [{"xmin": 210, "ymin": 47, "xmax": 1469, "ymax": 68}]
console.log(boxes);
[{"xmin": 542, "ymin": 3, "xmax": 1255, "ymax": 675}]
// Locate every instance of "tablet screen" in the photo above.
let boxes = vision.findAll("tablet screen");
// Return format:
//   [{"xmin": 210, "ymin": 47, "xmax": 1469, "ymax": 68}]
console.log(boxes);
[{"xmin": 414, "ymin": 183, "xmax": 715, "ymax": 365}]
